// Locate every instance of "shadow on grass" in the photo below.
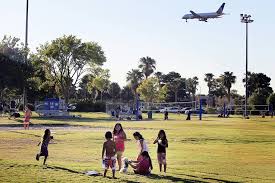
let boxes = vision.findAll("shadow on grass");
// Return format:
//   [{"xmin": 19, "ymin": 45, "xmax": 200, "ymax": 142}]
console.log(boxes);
[
  {"xmin": 147, "ymin": 173, "xmax": 208, "ymax": 183},
  {"xmin": 174, "ymin": 172, "xmax": 240, "ymax": 183}
]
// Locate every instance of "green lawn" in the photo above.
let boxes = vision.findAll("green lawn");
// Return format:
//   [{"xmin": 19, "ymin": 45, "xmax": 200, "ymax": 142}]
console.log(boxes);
[{"xmin": 0, "ymin": 113, "xmax": 275, "ymax": 183}]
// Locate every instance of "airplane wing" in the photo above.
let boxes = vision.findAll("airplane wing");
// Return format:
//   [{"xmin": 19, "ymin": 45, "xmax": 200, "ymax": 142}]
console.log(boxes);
[{"xmin": 190, "ymin": 11, "xmax": 203, "ymax": 18}]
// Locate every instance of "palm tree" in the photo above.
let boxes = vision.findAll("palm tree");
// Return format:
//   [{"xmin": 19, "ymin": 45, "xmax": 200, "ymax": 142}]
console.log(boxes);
[
  {"xmin": 138, "ymin": 57, "xmax": 156, "ymax": 79},
  {"xmin": 186, "ymin": 77, "xmax": 199, "ymax": 101},
  {"xmin": 126, "ymin": 69, "xmax": 143, "ymax": 94},
  {"xmin": 220, "ymin": 71, "xmax": 236, "ymax": 103},
  {"xmin": 204, "ymin": 73, "xmax": 214, "ymax": 95}
]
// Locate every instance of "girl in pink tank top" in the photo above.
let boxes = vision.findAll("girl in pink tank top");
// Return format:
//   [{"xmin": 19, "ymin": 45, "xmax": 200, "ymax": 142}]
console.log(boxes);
[{"xmin": 113, "ymin": 123, "xmax": 127, "ymax": 171}]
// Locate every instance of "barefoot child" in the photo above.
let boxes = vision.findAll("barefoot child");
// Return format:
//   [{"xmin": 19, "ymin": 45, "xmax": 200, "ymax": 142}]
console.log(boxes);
[
  {"xmin": 36, "ymin": 129, "xmax": 53, "ymax": 165},
  {"xmin": 113, "ymin": 123, "xmax": 127, "ymax": 171},
  {"xmin": 102, "ymin": 131, "xmax": 117, "ymax": 178},
  {"xmin": 153, "ymin": 130, "xmax": 168, "ymax": 174},
  {"xmin": 24, "ymin": 105, "xmax": 32, "ymax": 130}
]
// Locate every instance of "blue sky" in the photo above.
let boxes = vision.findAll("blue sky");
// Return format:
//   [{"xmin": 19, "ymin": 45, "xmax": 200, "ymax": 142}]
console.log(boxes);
[{"xmin": 1, "ymin": 0, "xmax": 275, "ymax": 95}]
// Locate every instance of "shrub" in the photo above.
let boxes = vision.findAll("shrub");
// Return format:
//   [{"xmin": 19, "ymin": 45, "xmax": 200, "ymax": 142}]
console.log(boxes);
[{"xmin": 75, "ymin": 100, "xmax": 105, "ymax": 112}]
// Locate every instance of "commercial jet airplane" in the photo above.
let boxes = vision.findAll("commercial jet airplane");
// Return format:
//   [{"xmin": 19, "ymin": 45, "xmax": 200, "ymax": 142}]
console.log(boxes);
[{"xmin": 182, "ymin": 3, "xmax": 226, "ymax": 22}]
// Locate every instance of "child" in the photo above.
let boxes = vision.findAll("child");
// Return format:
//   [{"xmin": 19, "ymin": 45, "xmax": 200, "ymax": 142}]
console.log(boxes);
[
  {"xmin": 153, "ymin": 130, "xmax": 168, "ymax": 174},
  {"xmin": 129, "ymin": 151, "xmax": 153, "ymax": 175},
  {"xmin": 133, "ymin": 132, "xmax": 148, "ymax": 161},
  {"xmin": 164, "ymin": 110, "xmax": 168, "ymax": 120},
  {"xmin": 36, "ymin": 129, "xmax": 53, "ymax": 165},
  {"xmin": 102, "ymin": 131, "xmax": 117, "ymax": 178},
  {"xmin": 113, "ymin": 123, "xmax": 127, "ymax": 171},
  {"xmin": 24, "ymin": 105, "xmax": 32, "ymax": 130}
]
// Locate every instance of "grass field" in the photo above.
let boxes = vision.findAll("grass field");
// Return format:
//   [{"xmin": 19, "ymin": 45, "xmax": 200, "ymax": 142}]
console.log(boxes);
[{"xmin": 0, "ymin": 112, "xmax": 275, "ymax": 183}]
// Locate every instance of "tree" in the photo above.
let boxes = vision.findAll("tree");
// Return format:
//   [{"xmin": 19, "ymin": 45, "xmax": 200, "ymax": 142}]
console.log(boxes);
[
  {"xmin": 78, "ymin": 74, "xmax": 94, "ymax": 100},
  {"xmin": 154, "ymin": 71, "xmax": 164, "ymax": 85},
  {"xmin": 87, "ymin": 68, "xmax": 110, "ymax": 102},
  {"xmin": 186, "ymin": 77, "xmax": 199, "ymax": 100},
  {"xmin": 138, "ymin": 56, "xmax": 156, "ymax": 79},
  {"xmin": 249, "ymin": 88, "xmax": 270, "ymax": 110},
  {"xmin": 0, "ymin": 36, "xmax": 32, "ymax": 103},
  {"xmin": 121, "ymin": 86, "xmax": 134, "ymax": 102},
  {"xmin": 38, "ymin": 35, "xmax": 106, "ymax": 103},
  {"xmin": 230, "ymin": 89, "xmax": 243, "ymax": 106},
  {"xmin": 108, "ymin": 82, "xmax": 121, "ymax": 102},
  {"xmin": 168, "ymin": 78, "xmax": 185, "ymax": 102},
  {"xmin": 243, "ymin": 72, "xmax": 273, "ymax": 97},
  {"xmin": 204, "ymin": 73, "xmax": 215, "ymax": 95},
  {"xmin": 126, "ymin": 69, "xmax": 143, "ymax": 94},
  {"xmin": 211, "ymin": 78, "xmax": 227, "ymax": 98},
  {"xmin": 267, "ymin": 93, "xmax": 275, "ymax": 109},
  {"xmin": 137, "ymin": 77, "xmax": 167, "ymax": 102},
  {"xmin": 162, "ymin": 72, "xmax": 187, "ymax": 102},
  {"xmin": 220, "ymin": 72, "xmax": 236, "ymax": 103}
]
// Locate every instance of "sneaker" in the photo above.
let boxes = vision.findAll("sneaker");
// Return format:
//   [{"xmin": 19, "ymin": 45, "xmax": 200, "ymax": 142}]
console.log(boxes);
[{"xmin": 36, "ymin": 154, "xmax": 39, "ymax": 161}]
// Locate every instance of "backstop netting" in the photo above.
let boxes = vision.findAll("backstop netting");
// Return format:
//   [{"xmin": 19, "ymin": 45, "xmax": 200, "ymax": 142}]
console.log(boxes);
[
  {"xmin": 140, "ymin": 101, "xmax": 197, "ymax": 113},
  {"xmin": 226, "ymin": 105, "xmax": 270, "ymax": 115}
]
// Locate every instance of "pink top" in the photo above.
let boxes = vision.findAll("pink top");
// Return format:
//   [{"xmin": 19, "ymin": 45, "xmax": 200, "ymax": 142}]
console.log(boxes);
[
  {"xmin": 24, "ymin": 109, "xmax": 31, "ymax": 122},
  {"xmin": 114, "ymin": 132, "xmax": 125, "ymax": 152}
]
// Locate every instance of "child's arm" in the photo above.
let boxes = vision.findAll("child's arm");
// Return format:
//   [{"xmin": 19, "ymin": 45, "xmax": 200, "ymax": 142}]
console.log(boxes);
[
  {"xmin": 102, "ymin": 142, "xmax": 106, "ymax": 159},
  {"xmin": 153, "ymin": 138, "xmax": 159, "ymax": 144},
  {"xmin": 158, "ymin": 139, "xmax": 168, "ymax": 147},
  {"xmin": 122, "ymin": 131, "xmax": 127, "ymax": 140},
  {"xmin": 140, "ymin": 140, "xmax": 144, "ymax": 153},
  {"xmin": 113, "ymin": 142, "xmax": 117, "ymax": 154}
]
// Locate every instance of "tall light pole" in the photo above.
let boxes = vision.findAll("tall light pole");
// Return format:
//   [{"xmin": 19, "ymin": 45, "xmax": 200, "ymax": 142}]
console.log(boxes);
[
  {"xmin": 23, "ymin": 0, "xmax": 29, "ymax": 107},
  {"xmin": 240, "ymin": 14, "xmax": 253, "ymax": 118}
]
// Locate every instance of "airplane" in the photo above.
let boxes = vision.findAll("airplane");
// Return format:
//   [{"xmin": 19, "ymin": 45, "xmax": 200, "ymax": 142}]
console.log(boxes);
[{"xmin": 182, "ymin": 3, "xmax": 226, "ymax": 22}]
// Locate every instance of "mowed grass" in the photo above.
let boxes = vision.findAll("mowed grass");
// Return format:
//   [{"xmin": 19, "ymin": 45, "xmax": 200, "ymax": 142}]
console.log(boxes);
[{"xmin": 0, "ymin": 113, "xmax": 275, "ymax": 183}]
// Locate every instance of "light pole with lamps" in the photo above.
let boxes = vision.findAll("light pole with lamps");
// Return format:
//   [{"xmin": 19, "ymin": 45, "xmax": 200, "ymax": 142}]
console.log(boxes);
[{"xmin": 240, "ymin": 14, "xmax": 253, "ymax": 118}]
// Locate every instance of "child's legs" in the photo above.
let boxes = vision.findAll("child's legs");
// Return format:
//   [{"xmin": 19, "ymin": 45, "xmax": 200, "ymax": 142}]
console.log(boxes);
[
  {"xmin": 164, "ymin": 164, "xmax": 167, "ymax": 173},
  {"xmin": 159, "ymin": 164, "xmax": 162, "ymax": 172},
  {"xmin": 103, "ymin": 169, "xmax": 107, "ymax": 177},
  {"xmin": 43, "ymin": 155, "xmax": 48, "ymax": 165},
  {"xmin": 158, "ymin": 153, "xmax": 167, "ymax": 172},
  {"xmin": 112, "ymin": 169, "xmax": 115, "ymax": 178},
  {"xmin": 116, "ymin": 151, "xmax": 123, "ymax": 170}
]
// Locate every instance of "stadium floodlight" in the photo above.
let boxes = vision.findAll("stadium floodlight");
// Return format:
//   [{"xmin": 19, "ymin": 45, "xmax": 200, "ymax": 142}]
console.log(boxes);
[{"xmin": 240, "ymin": 13, "xmax": 254, "ymax": 119}]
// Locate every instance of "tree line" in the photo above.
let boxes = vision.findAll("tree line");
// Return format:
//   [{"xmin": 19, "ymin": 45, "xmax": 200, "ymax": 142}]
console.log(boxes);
[{"xmin": 0, "ymin": 35, "xmax": 274, "ymax": 110}]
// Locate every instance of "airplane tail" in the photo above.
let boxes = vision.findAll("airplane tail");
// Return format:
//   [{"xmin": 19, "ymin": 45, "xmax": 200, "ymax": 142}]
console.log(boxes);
[{"xmin": 216, "ymin": 3, "xmax": 225, "ymax": 14}]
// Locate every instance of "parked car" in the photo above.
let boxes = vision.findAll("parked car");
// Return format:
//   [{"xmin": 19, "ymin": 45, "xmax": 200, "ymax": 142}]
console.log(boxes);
[
  {"xmin": 180, "ymin": 107, "xmax": 192, "ymax": 113},
  {"xmin": 67, "ymin": 104, "xmax": 76, "ymax": 111},
  {"xmin": 188, "ymin": 108, "xmax": 207, "ymax": 114},
  {"xmin": 160, "ymin": 107, "xmax": 181, "ymax": 113}
]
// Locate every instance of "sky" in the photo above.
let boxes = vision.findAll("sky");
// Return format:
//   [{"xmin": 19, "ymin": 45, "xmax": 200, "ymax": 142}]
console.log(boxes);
[{"xmin": 0, "ymin": 0, "xmax": 275, "ymax": 95}]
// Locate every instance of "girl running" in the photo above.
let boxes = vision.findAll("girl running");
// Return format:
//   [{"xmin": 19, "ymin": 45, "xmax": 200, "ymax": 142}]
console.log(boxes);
[{"xmin": 36, "ymin": 129, "xmax": 53, "ymax": 165}]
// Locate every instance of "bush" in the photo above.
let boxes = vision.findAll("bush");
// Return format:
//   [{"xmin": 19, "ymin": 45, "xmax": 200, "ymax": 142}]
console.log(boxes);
[{"xmin": 75, "ymin": 100, "xmax": 105, "ymax": 112}]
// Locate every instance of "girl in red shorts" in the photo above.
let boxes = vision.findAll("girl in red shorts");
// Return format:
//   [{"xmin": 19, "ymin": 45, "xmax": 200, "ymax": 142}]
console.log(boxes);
[{"xmin": 154, "ymin": 130, "xmax": 168, "ymax": 174}]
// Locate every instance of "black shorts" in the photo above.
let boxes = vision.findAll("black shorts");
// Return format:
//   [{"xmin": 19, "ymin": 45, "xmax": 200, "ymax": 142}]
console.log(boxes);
[{"xmin": 40, "ymin": 146, "xmax": 48, "ymax": 156}]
